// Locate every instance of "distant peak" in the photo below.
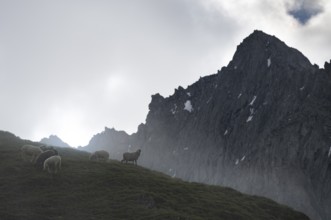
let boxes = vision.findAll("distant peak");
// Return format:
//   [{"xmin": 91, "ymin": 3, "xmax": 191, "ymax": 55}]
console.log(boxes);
[
  {"xmin": 229, "ymin": 30, "xmax": 311, "ymax": 71},
  {"xmin": 240, "ymin": 30, "xmax": 278, "ymax": 49},
  {"xmin": 251, "ymin": 29, "xmax": 271, "ymax": 37},
  {"xmin": 40, "ymin": 135, "xmax": 71, "ymax": 148}
]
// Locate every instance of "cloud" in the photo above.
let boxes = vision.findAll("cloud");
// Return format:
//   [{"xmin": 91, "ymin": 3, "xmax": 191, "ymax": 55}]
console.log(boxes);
[
  {"xmin": 286, "ymin": 0, "xmax": 324, "ymax": 25},
  {"xmin": 0, "ymin": 0, "xmax": 241, "ymax": 146}
]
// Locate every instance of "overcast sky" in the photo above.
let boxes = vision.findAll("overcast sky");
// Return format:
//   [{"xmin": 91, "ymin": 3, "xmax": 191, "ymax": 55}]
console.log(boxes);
[{"xmin": 1, "ymin": 0, "xmax": 330, "ymax": 147}]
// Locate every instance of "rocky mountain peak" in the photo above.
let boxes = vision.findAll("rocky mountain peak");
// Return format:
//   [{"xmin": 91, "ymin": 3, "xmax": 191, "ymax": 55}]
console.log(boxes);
[
  {"xmin": 83, "ymin": 127, "xmax": 130, "ymax": 159},
  {"xmin": 40, "ymin": 135, "xmax": 71, "ymax": 148},
  {"xmin": 132, "ymin": 30, "xmax": 331, "ymax": 220},
  {"xmin": 229, "ymin": 30, "xmax": 312, "ymax": 74},
  {"xmin": 81, "ymin": 30, "xmax": 331, "ymax": 220}
]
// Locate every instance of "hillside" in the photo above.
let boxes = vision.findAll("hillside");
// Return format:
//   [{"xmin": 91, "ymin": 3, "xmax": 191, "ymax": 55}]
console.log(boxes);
[
  {"xmin": 80, "ymin": 30, "xmax": 331, "ymax": 220},
  {"xmin": 0, "ymin": 130, "xmax": 309, "ymax": 220}
]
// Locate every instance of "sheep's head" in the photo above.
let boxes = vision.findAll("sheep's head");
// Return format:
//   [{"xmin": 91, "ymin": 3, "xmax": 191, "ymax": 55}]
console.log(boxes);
[
  {"xmin": 40, "ymin": 145, "xmax": 47, "ymax": 151},
  {"xmin": 53, "ymin": 149, "xmax": 59, "ymax": 155},
  {"xmin": 137, "ymin": 149, "xmax": 141, "ymax": 155}
]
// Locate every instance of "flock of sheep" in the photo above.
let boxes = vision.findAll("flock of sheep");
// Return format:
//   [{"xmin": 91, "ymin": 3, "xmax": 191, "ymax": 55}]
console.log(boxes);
[
  {"xmin": 20, "ymin": 144, "xmax": 142, "ymax": 175},
  {"xmin": 89, "ymin": 149, "xmax": 142, "ymax": 164}
]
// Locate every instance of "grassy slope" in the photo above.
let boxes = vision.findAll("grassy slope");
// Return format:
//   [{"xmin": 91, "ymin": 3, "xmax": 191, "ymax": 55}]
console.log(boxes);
[{"xmin": 0, "ymin": 131, "xmax": 309, "ymax": 220}]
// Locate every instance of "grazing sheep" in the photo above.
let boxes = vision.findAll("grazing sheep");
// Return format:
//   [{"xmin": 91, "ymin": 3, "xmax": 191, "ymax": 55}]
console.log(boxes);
[
  {"xmin": 43, "ymin": 155, "xmax": 61, "ymax": 174},
  {"xmin": 89, "ymin": 150, "xmax": 109, "ymax": 162},
  {"xmin": 121, "ymin": 149, "xmax": 141, "ymax": 165},
  {"xmin": 20, "ymin": 144, "xmax": 43, "ymax": 163},
  {"xmin": 40, "ymin": 145, "xmax": 55, "ymax": 152},
  {"xmin": 35, "ymin": 150, "xmax": 58, "ymax": 170}
]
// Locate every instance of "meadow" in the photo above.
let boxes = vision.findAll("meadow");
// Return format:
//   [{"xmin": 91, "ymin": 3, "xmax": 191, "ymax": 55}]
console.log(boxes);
[{"xmin": 0, "ymin": 131, "xmax": 309, "ymax": 220}]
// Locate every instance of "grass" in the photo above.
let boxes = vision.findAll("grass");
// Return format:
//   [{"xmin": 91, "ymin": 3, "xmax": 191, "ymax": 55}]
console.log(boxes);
[{"xmin": 0, "ymin": 131, "xmax": 309, "ymax": 220}]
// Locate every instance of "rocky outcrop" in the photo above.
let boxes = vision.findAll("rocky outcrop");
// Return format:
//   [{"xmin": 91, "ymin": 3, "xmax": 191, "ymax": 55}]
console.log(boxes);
[
  {"xmin": 82, "ymin": 127, "xmax": 131, "ymax": 160},
  {"xmin": 40, "ymin": 135, "xmax": 71, "ymax": 148},
  {"xmin": 128, "ymin": 30, "xmax": 331, "ymax": 220}
]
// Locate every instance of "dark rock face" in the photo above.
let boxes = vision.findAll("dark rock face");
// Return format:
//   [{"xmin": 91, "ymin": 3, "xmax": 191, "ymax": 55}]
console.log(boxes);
[
  {"xmin": 40, "ymin": 135, "xmax": 71, "ymax": 148},
  {"xmin": 127, "ymin": 31, "xmax": 331, "ymax": 220},
  {"xmin": 82, "ymin": 127, "xmax": 130, "ymax": 160},
  {"xmin": 80, "ymin": 30, "xmax": 331, "ymax": 219}
]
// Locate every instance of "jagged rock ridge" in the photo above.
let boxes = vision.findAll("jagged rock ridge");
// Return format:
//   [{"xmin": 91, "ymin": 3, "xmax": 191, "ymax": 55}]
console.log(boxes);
[
  {"xmin": 40, "ymin": 135, "xmax": 71, "ymax": 148},
  {"xmin": 83, "ymin": 30, "xmax": 331, "ymax": 220},
  {"xmin": 82, "ymin": 127, "xmax": 130, "ymax": 160}
]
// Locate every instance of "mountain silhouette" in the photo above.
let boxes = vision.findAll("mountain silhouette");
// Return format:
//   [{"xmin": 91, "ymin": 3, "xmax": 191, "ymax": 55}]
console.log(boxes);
[{"xmin": 83, "ymin": 30, "xmax": 331, "ymax": 220}]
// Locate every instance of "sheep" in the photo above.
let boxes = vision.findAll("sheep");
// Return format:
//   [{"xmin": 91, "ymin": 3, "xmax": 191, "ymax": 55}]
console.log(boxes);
[
  {"xmin": 40, "ymin": 145, "xmax": 55, "ymax": 152},
  {"xmin": 43, "ymin": 155, "xmax": 61, "ymax": 174},
  {"xmin": 121, "ymin": 149, "xmax": 141, "ymax": 165},
  {"xmin": 35, "ymin": 149, "xmax": 58, "ymax": 170},
  {"xmin": 20, "ymin": 144, "xmax": 43, "ymax": 163},
  {"xmin": 89, "ymin": 150, "xmax": 110, "ymax": 162}
]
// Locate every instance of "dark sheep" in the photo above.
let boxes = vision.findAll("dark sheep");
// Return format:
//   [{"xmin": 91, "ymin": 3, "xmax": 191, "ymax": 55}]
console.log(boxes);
[
  {"xmin": 35, "ymin": 150, "xmax": 58, "ymax": 170},
  {"xmin": 40, "ymin": 145, "xmax": 55, "ymax": 152}
]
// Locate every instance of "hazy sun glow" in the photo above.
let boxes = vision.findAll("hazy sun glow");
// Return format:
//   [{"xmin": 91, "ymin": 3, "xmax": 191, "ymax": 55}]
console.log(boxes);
[
  {"xmin": 32, "ymin": 106, "xmax": 93, "ymax": 147},
  {"xmin": 107, "ymin": 74, "xmax": 125, "ymax": 92}
]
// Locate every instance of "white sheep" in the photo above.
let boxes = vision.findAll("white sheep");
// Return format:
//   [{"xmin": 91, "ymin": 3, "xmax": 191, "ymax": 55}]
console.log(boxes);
[
  {"xmin": 121, "ymin": 149, "xmax": 141, "ymax": 165},
  {"xmin": 43, "ymin": 155, "xmax": 62, "ymax": 174},
  {"xmin": 89, "ymin": 150, "xmax": 109, "ymax": 162},
  {"xmin": 35, "ymin": 149, "xmax": 58, "ymax": 170},
  {"xmin": 20, "ymin": 144, "xmax": 43, "ymax": 163}
]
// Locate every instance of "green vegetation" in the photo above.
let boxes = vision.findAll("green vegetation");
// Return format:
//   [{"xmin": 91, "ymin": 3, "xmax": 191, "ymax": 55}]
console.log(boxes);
[{"xmin": 0, "ymin": 131, "xmax": 309, "ymax": 220}]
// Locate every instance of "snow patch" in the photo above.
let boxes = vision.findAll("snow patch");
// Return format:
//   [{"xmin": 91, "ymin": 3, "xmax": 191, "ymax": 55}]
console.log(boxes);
[
  {"xmin": 237, "ymin": 93, "xmax": 242, "ymax": 99},
  {"xmin": 300, "ymin": 86, "xmax": 305, "ymax": 91},
  {"xmin": 187, "ymin": 92, "xmax": 191, "ymax": 97},
  {"xmin": 241, "ymin": 156, "xmax": 246, "ymax": 161},
  {"xmin": 267, "ymin": 58, "xmax": 271, "ymax": 67},
  {"xmin": 246, "ymin": 116, "xmax": 253, "ymax": 122},
  {"xmin": 172, "ymin": 170, "xmax": 177, "ymax": 178},
  {"xmin": 171, "ymin": 104, "xmax": 177, "ymax": 114},
  {"xmin": 249, "ymin": 96, "xmax": 257, "ymax": 106},
  {"xmin": 247, "ymin": 107, "xmax": 255, "ymax": 122},
  {"xmin": 235, "ymin": 159, "xmax": 239, "ymax": 165},
  {"xmin": 328, "ymin": 146, "xmax": 331, "ymax": 158},
  {"xmin": 224, "ymin": 129, "xmax": 228, "ymax": 136},
  {"xmin": 234, "ymin": 66, "xmax": 237, "ymax": 69},
  {"xmin": 184, "ymin": 100, "xmax": 193, "ymax": 112},
  {"xmin": 206, "ymin": 97, "xmax": 212, "ymax": 104},
  {"xmin": 184, "ymin": 147, "xmax": 189, "ymax": 151}
]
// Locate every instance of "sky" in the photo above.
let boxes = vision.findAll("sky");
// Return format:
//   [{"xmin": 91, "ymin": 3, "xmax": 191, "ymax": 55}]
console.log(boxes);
[{"xmin": 1, "ymin": 0, "xmax": 331, "ymax": 147}]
